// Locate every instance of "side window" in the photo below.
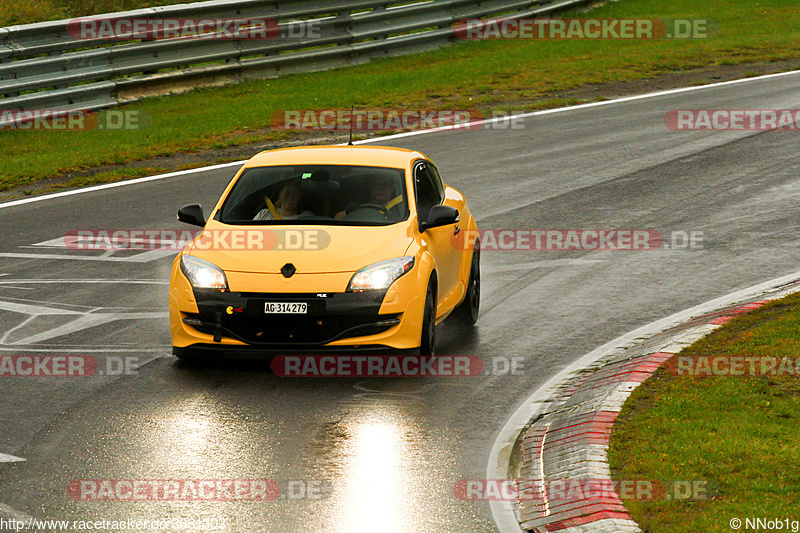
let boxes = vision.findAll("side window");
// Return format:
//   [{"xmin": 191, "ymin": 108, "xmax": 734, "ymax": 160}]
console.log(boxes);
[
  {"xmin": 414, "ymin": 162, "xmax": 443, "ymax": 221},
  {"xmin": 428, "ymin": 164, "xmax": 445, "ymax": 199}
]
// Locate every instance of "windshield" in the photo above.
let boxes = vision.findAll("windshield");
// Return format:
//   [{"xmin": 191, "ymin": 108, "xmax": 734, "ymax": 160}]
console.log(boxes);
[{"xmin": 218, "ymin": 164, "xmax": 409, "ymax": 225}]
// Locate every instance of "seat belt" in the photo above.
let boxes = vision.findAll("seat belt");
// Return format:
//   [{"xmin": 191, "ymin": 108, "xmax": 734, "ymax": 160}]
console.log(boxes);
[
  {"xmin": 386, "ymin": 195, "xmax": 403, "ymax": 210},
  {"xmin": 262, "ymin": 194, "xmax": 282, "ymax": 220}
]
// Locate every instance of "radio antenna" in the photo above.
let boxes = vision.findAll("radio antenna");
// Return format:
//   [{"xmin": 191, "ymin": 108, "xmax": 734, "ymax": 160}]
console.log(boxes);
[{"xmin": 348, "ymin": 105, "xmax": 354, "ymax": 146}]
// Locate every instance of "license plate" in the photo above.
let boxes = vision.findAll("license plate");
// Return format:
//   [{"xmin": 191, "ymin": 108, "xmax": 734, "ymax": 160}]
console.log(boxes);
[{"xmin": 264, "ymin": 302, "xmax": 307, "ymax": 314}]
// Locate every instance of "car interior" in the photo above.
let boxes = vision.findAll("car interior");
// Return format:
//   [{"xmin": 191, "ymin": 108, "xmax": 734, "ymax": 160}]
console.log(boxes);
[{"xmin": 219, "ymin": 165, "xmax": 409, "ymax": 224}]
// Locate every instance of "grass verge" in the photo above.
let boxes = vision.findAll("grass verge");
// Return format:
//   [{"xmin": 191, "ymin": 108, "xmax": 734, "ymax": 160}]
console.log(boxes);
[
  {"xmin": 2, "ymin": 0, "xmax": 800, "ymax": 194},
  {"xmin": 608, "ymin": 292, "xmax": 800, "ymax": 532},
  {"xmin": 0, "ymin": 0, "xmax": 203, "ymax": 27}
]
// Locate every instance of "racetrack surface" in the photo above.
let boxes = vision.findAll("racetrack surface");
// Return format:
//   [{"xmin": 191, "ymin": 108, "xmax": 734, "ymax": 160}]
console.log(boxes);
[{"xmin": 1, "ymin": 72, "xmax": 799, "ymax": 532}]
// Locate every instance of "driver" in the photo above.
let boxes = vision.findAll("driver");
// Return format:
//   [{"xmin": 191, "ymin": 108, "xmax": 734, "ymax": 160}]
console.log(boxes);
[
  {"xmin": 254, "ymin": 182, "xmax": 313, "ymax": 221},
  {"xmin": 334, "ymin": 174, "xmax": 403, "ymax": 220}
]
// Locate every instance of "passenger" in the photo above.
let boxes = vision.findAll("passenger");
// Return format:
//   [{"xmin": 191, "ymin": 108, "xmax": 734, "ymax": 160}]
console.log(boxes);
[{"xmin": 254, "ymin": 182, "xmax": 313, "ymax": 220}]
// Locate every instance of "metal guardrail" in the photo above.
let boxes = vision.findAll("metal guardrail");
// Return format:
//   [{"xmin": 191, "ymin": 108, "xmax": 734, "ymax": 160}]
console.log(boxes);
[{"xmin": 0, "ymin": 0, "xmax": 592, "ymax": 116}]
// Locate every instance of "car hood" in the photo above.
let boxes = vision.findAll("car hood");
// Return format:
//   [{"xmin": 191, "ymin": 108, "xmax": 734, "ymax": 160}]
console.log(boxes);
[{"xmin": 185, "ymin": 221, "xmax": 415, "ymax": 274}]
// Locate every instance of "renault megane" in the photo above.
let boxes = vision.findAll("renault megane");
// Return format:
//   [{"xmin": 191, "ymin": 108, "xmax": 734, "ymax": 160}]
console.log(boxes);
[{"xmin": 169, "ymin": 145, "xmax": 480, "ymax": 358}]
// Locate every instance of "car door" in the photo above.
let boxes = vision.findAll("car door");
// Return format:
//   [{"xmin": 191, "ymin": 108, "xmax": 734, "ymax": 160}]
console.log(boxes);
[{"xmin": 414, "ymin": 161, "xmax": 462, "ymax": 310}]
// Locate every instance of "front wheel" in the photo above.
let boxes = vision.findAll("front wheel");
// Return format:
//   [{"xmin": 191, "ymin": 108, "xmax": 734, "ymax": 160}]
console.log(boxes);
[
  {"xmin": 417, "ymin": 281, "xmax": 436, "ymax": 356},
  {"xmin": 454, "ymin": 244, "xmax": 480, "ymax": 325}
]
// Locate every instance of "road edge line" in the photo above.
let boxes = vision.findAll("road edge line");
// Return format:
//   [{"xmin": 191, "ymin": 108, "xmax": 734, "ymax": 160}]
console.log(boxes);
[{"xmin": 3, "ymin": 69, "xmax": 799, "ymax": 211}]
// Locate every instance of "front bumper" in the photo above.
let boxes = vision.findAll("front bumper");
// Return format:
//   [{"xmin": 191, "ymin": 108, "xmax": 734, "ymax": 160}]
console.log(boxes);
[{"xmin": 169, "ymin": 264, "xmax": 427, "ymax": 354}]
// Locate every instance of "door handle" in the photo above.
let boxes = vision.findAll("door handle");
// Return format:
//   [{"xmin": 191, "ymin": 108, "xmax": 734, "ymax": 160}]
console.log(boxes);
[{"xmin": 453, "ymin": 226, "xmax": 460, "ymax": 235}]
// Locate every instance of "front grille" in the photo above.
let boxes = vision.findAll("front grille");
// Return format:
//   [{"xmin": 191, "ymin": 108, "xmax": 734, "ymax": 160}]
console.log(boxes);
[
  {"xmin": 185, "ymin": 289, "xmax": 398, "ymax": 346},
  {"xmin": 184, "ymin": 312, "xmax": 399, "ymax": 345}
]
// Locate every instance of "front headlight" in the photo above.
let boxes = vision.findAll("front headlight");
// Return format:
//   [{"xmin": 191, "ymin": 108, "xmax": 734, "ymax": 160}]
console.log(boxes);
[
  {"xmin": 347, "ymin": 257, "xmax": 415, "ymax": 292},
  {"xmin": 180, "ymin": 255, "xmax": 228, "ymax": 290}
]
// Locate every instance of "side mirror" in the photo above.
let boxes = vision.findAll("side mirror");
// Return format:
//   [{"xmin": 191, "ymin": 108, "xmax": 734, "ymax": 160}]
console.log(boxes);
[
  {"xmin": 177, "ymin": 204, "xmax": 205, "ymax": 227},
  {"xmin": 421, "ymin": 205, "xmax": 459, "ymax": 231}
]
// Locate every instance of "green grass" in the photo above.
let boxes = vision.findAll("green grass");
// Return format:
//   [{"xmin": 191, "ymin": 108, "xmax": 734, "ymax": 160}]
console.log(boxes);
[
  {"xmin": 0, "ymin": 0, "xmax": 206, "ymax": 26},
  {"xmin": 2, "ymin": 0, "xmax": 800, "ymax": 192},
  {"xmin": 608, "ymin": 292, "xmax": 800, "ymax": 532}
]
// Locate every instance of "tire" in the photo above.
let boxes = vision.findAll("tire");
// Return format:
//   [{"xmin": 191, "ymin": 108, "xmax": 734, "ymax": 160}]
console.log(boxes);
[
  {"xmin": 418, "ymin": 280, "xmax": 437, "ymax": 356},
  {"xmin": 454, "ymin": 244, "xmax": 480, "ymax": 325}
]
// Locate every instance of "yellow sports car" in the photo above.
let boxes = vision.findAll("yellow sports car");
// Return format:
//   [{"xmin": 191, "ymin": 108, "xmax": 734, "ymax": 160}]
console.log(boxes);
[{"xmin": 169, "ymin": 145, "xmax": 479, "ymax": 358}]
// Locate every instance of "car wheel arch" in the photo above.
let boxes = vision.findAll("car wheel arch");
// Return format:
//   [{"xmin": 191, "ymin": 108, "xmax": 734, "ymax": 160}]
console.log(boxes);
[{"xmin": 416, "ymin": 251, "xmax": 438, "ymax": 304}]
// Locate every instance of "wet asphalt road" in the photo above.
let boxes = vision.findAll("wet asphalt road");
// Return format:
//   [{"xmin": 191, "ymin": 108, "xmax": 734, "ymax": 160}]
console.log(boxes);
[{"xmin": 1, "ymin": 71, "xmax": 800, "ymax": 532}]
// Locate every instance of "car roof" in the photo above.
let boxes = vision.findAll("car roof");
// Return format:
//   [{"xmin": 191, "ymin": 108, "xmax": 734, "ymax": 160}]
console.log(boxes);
[{"xmin": 243, "ymin": 145, "xmax": 429, "ymax": 169}]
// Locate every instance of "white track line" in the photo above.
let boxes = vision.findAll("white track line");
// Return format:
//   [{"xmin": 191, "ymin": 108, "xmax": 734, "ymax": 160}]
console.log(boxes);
[
  {"xmin": 1, "ymin": 70, "xmax": 798, "ymax": 212},
  {"xmin": 487, "ymin": 269, "xmax": 800, "ymax": 533},
  {"xmin": 0, "ymin": 347, "xmax": 168, "ymax": 353},
  {"xmin": 0, "ymin": 279, "xmax": 168, "ymax": 285},
  {"xmin": 0, "ymin": 455, "xmax": 35, "ymax": 526},
  {"xmin": 0, "ymin": 501, "xmax": 37, "ymax": 523},
  {"xmin": 0, "ymin": 161, "xmax": 245, "ymax": 210}
]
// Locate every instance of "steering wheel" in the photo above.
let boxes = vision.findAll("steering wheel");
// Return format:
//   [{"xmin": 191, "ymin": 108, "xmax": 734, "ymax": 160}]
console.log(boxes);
[{"xmin": 356, "ymin": 203, "xmax": 391, "ymax": 217}]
